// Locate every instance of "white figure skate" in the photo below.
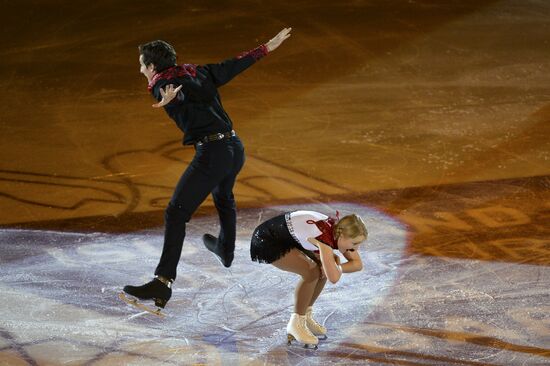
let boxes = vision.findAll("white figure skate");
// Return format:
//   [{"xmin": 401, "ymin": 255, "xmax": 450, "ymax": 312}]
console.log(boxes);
[
  {"xmin": 306, "ymin": 306, "xmax": 327, "ymax": 339},
  {"xmin": 286, "ymin": 313, "xmax": 319, "ymax": 349}
]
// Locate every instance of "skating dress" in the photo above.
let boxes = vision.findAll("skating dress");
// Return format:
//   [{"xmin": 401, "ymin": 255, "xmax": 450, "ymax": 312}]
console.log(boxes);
[{"xmin": 250, "ymin": 210, "xmax": 338, "ymax": 263}]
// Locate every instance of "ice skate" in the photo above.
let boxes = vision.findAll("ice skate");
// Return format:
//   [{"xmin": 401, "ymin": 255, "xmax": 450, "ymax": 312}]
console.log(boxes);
[
  {"xmin": 119, "ymin": 292, "xmax": 165, "ymax": 317},
  {"xmin": 202, "ymin": 234, "xmax": 234, "ymax": 268},
  {"xmin": 306, "ymin": 306, "xmax": 327, "ymax": 339},
  {"xmin": 120, "ymin": 278, "xmax": 172, "ymax": 316},
  {"xmin": 286, "ymin": 313, "xmax": 319, "ymax": 349}
]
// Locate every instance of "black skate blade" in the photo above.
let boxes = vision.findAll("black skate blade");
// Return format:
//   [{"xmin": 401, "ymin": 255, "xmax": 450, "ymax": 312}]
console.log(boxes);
[{"xmin": 118, "ymin": 292, "xmax": 165, "ymax": 318}]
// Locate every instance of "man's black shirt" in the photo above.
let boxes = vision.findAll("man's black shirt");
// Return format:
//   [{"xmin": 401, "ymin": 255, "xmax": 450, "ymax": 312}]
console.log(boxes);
[{"xmin": 148, "ymin": 45, "xmax": 268, "ymax": 145}]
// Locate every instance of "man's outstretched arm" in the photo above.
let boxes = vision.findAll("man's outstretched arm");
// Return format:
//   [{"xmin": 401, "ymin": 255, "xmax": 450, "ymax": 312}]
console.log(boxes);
[{"xmin": 205, "ymin": 27, "xmax": 292, "ymax": 88}]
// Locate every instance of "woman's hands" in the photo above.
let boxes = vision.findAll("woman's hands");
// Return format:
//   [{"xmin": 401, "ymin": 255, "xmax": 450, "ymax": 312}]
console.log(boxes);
[
  {"xmin": 152, "ymin": 84, "xmax": 183, "ymax": 108},
  {"xmin": 341, "ymin": 249, "xmax": 363, "ymax": 273},
  {"xmin": 265, "ymin": 27, "xmax": 292, "ymax": 52}
]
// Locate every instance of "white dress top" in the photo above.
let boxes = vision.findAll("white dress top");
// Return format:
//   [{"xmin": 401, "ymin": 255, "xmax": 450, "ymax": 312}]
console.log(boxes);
[{"xmin": 285, "ymin": 210, "xmax": 328, "ymax": 251}]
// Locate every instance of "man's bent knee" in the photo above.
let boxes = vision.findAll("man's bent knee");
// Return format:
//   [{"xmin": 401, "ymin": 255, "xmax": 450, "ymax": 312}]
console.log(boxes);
[
  {"xmin": 165, "ymin": 202, "xmax": 192, "ymax": 224},
  {"xmin": 213, "ymin": 194, "xmax": 235, "ymax": 209}
]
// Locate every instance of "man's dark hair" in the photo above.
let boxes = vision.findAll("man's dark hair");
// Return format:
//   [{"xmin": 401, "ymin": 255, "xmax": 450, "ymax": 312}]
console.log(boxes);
[{"xmin": 139, "ymin": 40, "xmax": 177, "ymax": 72}]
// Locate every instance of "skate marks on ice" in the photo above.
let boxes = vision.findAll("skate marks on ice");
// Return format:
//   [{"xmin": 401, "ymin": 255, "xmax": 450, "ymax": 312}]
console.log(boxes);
[
  {"xmin": 390, "ymin": 174, "xmax": 550, "ymax": 266},
  {"xmin": 1, "ymin": 202, "xmax": 549, "ymax": 364},
  {"xmin": 323, "ymin": 177, "xmax": 550, "ymax": 365},
  {"xmin": 324, "ymin": 257, "xmax": 550, "ymax": 365},
  {"xmin": 0, "ymin": 203, "xmax": 404, "ymax": 365},
  {"xmin": 0, "ymin": 140, "xmax": 348, "ymax": 227}
]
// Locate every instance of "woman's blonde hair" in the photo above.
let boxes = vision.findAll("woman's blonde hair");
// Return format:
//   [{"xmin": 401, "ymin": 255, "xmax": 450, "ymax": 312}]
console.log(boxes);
[{"xmin": 334, "ymin": 214, "xmax": 368, "ymax": 240}]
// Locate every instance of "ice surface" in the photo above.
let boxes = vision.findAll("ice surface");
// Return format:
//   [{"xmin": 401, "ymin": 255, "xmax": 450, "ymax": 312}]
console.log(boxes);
[{"xmin": 1, "ymin": 202, "xmax": 549, "ymax": 365}]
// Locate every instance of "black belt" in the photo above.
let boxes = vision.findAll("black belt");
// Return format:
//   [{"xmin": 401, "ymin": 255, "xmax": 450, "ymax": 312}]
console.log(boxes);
[{"xmin": 195, "ymin": 130, "xmax": 236, "ymax": 146}]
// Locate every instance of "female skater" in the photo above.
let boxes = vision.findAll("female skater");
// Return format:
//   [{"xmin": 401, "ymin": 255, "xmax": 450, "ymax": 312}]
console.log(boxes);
[{"xmin": 250, "ymin": 210, "xmax": 367, "ymax": 348}]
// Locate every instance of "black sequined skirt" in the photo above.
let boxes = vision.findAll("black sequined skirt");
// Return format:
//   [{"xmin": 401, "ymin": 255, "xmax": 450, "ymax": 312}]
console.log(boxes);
[{"xmin": 250, "ymin": 214, "xmax": 300, "ymax": 264}]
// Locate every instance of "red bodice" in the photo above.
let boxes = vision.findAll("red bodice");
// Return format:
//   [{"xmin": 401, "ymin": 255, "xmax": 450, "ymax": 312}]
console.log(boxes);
[{"xmin": 306, "ymin": 211, "xmax": 340, "ymax": 249}]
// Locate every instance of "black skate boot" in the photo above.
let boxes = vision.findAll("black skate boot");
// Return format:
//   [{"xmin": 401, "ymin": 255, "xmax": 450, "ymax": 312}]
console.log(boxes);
[
  {"xmin": 123, "ymin": 278, "xmax": 172, "ymax": 308},
  {"xmin": 202, "ymin": 234, "xmax": 234, "ymax": 268}
]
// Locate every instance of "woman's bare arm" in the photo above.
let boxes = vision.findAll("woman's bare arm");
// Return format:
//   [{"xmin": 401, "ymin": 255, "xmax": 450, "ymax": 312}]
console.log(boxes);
[
  {"xmin": 340, "ymin": 249, "xmax": 363, "ymax": 273},
  {"xmin": 307, "ymin": 238, "xmax": 342, "ymax": 283}
]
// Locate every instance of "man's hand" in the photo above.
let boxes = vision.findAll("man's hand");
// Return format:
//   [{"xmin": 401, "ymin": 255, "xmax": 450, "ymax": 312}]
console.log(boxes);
[
  {"xmin": 266, "ymin": 27, "xmax": 292, "ymax": 52},
  {"xmin": 152, "ymin": 84, "xmax": 183, "ymax": 108}
]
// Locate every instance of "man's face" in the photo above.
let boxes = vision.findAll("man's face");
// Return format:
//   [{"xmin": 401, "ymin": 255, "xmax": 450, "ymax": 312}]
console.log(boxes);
[{"xmin": 139, "ymin": 54, "xmax": 156, "ymax": 82}]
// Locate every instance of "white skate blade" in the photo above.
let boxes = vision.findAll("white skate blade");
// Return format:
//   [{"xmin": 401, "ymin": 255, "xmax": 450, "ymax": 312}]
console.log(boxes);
[
  {"xmin": 286, "ymin": 334, "xmax": 318, "ymax": 350},
  {"xmin": 118, "ymin": 292, "xmax": 165, "ymax": 318},
  {"xmin": 211, "ymin": 251, "xmax": 225, "ymax": 267},
  {"xmin": 208, "ymin": 250, "xmax": 233, "ymax": 271}
]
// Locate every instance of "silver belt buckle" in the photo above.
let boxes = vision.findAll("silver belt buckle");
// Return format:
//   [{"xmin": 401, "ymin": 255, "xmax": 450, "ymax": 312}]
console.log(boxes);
[{"xmin": 217, "ymin": 133, "xmax": 224, "ymax": 140}]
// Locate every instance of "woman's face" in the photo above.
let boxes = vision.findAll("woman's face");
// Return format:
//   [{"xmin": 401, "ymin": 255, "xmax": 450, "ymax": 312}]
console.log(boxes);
[{"xmin": 337, "ymin": 233, "xmax": 366, "ymax": 253}]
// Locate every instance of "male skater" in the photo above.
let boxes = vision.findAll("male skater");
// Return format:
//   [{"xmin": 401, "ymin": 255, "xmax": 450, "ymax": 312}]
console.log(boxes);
[{"xmin": 123, "ymin": 28, "xmax": 292, "ymax": 309}]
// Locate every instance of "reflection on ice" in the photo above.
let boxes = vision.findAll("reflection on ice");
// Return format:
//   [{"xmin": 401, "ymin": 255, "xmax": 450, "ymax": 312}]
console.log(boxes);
[{"xmin": 0, "ymin": 203, "xmax": 406, "ymax": 365}]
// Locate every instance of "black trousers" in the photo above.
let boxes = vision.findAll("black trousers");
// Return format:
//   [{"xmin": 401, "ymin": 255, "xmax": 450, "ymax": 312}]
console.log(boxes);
[{"xmin": 155, "ymin": 136, "xmax": 245, "ymax": 280}]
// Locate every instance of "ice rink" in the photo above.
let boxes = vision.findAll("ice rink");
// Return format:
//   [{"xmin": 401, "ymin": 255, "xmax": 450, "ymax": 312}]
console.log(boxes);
[{"xmin": 1, "ymin": 1, "xmax": 549, "ymax": 365}]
